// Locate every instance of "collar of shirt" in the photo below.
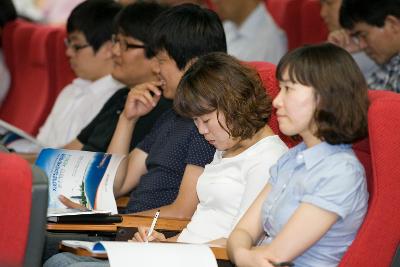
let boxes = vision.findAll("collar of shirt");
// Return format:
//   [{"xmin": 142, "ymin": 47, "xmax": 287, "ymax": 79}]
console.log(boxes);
[
  {"xmin": 71, "ymin": 74, "xmax": 124, "ymax": 98},
  {"xmin": 287, "ymin": 142, "xmax": 352, "ymax": 170},
  {"xmin": 224, "ymin": 3, "xmax": 270, "ymax": 40}
]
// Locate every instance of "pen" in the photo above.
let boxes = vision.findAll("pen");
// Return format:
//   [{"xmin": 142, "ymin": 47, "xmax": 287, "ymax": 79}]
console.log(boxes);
[
  {"xmin": 269, "ymin": 260, "xmax": 294, "ymax": 267},
  {"xmin": 146, "ymin": 209, "xmax": 160, "ymax": 242}
]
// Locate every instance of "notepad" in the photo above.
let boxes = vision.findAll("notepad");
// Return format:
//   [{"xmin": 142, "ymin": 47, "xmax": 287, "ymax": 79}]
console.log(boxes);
[{"xmin": 61, "ymin": 240, "xmax": 218, "ymax": 267}]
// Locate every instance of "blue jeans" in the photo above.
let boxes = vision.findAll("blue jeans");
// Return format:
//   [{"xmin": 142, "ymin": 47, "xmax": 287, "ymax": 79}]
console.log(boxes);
[{"xmin": 44, "ymin": 252, "xmax": 110, "ymax": 267}]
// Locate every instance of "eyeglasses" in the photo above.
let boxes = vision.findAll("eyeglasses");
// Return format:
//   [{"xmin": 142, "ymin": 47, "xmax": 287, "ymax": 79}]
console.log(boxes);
[
  {"xmin": 350, "ymin": 30, "xmax": 371, "ymax": 46},
  {"xmin": 64, "ymin": 38, "xmax": 91, "ymax": 52},
  {"xmin": 111, "ymin": 34, "xmax": 146, "ymax": 51}
]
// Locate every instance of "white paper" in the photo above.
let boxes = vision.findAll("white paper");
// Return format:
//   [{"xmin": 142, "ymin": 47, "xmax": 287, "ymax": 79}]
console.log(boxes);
[
  {"xmin": 102, "ymin": 241, "xmax": 218, "ymax": 267},
  {"xmin": 0, "ymin": 119, "xmax": 43, "ymax": 153}
]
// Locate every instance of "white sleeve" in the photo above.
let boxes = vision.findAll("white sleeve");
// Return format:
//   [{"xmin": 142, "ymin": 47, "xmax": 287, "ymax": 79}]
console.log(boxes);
[{"xmin": 229, "ymin": 144, "xmax": 287, "ymax": 232}]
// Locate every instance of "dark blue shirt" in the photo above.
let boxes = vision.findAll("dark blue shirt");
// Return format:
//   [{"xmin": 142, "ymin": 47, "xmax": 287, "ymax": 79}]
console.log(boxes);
[{"xmin": 127, "ymin": 109, "xmax": 215, "ymax": 213}]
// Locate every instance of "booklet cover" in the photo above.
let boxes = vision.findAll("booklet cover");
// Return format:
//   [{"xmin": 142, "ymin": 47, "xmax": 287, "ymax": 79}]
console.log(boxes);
[
  {"xmin": 35, "ymin": 148, "xmax": 125, "ymax": 216},
  {"xmin": 0, "ymin": 119, "xmax": 43, "ymax": 153},
  {"xmin": 61, "ymin": 241, "xmax": 218, "ymax": 267}
]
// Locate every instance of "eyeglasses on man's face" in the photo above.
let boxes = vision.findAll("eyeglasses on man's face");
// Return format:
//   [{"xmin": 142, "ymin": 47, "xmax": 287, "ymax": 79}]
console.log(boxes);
[
  {"xmin": 111, "ymin": 34, "xmax": 146, "ymax": 51},
  {"xmin": 64, "ymin": 38, "xmax": 91, "ymax": 52}
]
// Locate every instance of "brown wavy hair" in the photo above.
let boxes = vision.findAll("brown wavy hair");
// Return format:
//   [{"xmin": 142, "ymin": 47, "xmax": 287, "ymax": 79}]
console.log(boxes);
[
  {"xmin": 174, "ymin": 52, "xmax": 272, "ymax": 140},
  {"xmin": 276, "ymin": 43, "xmax": 369, "ymax": 144}
]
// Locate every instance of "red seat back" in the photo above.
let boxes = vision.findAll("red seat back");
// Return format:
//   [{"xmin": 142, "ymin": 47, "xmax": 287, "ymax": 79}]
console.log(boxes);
[
  {"xmin": 0, "ymin": 153, "xmax": 33, "ymax": 266},
  {"xmin": 0, "ymin": 23, "xmax": 59, "ymax": 135},
  {"xmin": 247, "ymin": 61, "xmax": 298, "ymax": 147},
  {"xmin": 340, "ymin": 90, "xmax": 400, "ymax": 266},
  {"xmin": 264, "ymin": 0, "xmax": 303, "ymax": 50},
  {"xmin": 46, "ymin": 27, "xmax": 76, "ymax": 98},
  {"xmin": 300, "ymin": 0, "xmax": 329, "ymax": 45}
]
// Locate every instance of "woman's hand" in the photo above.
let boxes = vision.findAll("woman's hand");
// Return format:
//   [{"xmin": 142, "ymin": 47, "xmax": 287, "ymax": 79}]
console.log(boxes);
[
  {"xmin": 132, "ymin": 226, "xmax": 167, "ymax": 242},
  {"xmin": 234, "ymin": 247, "xmax": 279, "ymax": 267}
]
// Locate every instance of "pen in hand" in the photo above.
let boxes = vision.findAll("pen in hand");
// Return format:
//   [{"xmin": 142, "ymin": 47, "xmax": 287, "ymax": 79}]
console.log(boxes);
[{"xmin": 146, "ymin": 209, "xmax": 160, "ymax": 243}]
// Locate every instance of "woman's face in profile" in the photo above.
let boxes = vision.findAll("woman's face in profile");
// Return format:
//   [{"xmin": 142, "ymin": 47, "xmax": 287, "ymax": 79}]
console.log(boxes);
[{"xmin": 193, "ymin": 110, "xmax": 238, "ymax": 151}]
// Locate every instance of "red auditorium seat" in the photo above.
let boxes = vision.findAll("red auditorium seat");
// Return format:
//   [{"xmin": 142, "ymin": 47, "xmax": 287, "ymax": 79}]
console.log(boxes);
[
  {"xmin": 0, "ymin": 152, "xmax": 48, "ymax": 267},
  {"xmin": 0, "ymin": 153, "xmax": 32, "ymax": 266},
  {"xmin": 264, "ymin": 0, "xmax": 303, "ymax": 50},
  {"xmin": 1, "ymin": 19, "xmax": 26, "ymax": 78},
  {"xmin": 46, "ymin": 27, "xmax": 76, "ymax": 98},
  {"xmin": 247, "ymin": 61, "xmax": 298, "ymax": 147},
  {"xmin": 340, "ymin": 90, "xmax": 400, "ymax": 267},
  {"xmin": 0, "ymin": 23, "xmax": 59, "ymax": 135},
  {"xmin": 300, "ymin": 0, "xmax": 329, "ymax": 45}
]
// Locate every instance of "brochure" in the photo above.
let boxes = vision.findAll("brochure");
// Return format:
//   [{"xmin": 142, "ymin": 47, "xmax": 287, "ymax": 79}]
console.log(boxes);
[
  {"xmin": 35, "ymin": 148, "xmax": 125, "ymax": 217},
  {"xmin": 0, "ymin": 119, "xmax": 43, "ymax": 153},
  {"xmin": 61, "ymin": 240, "xmax": 218, "ymax": 267}
]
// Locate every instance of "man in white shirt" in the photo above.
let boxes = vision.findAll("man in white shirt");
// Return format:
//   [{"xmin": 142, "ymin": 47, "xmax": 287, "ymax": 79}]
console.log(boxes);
[
  {"xmin": 36, "ymin": 0, "xmax": 123, "ymax": 147},
  {"xmin": 211, "ymin": 0, "xmax": 287, "ymax": 63}
]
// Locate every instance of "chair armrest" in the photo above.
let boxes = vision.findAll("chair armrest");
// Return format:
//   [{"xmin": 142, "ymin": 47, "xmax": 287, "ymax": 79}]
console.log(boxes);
[{"xmin": 116, "ymin": 196, "xmax": 130, "ymax": 208}]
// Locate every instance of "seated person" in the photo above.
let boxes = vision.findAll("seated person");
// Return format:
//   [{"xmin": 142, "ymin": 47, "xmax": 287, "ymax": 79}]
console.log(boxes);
[
  {"xmin": 320, "ymin": 0, "xmax": 378, "ymax": 77},
  {"xmin": 45, "ymin": 51, "xmax": 288, "ymax": 267},
  {"xmin": 133, "ymin": 52, "xmax": 288, "ymax": 245},
  {"xmin": 329, "ymin": 0, "xmax": 400, "ymax": 92},
  {"xmin": 0, "ymin": 0, "xmax": 17, "ymax": 105},
  {"xmin": 36, "ymin": 0, "xmax": 123, "ymax": 148},
  {"xmin": 211, "ymin": 0, "xmax": 287, "ymax": 63},
  {"xmin": 227, "ymin": 43, "xmax": 369, "ymax": 267},
  {"xmin": 63, "ymin": 2, "xmax": 172, "ymax": 152},
  {"xmin": 100, "ymin": 3, "xmax": 227, "ymax": 216}
]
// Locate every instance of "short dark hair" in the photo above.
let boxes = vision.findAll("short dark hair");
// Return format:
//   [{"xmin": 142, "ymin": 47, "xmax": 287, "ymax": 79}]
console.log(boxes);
[
  {"xmin": 340, "ymin": 0, "xmax": 400, "ymax": 29},
  {"xmin": 114, "ymin": 2, "xmax": 168, "ymax": 54},
  {"xmin": 148, "ymin": 3, "xmax": 227, "ymax": 70},
  {"xmin": 174, "ymin": 52, "xmax": 272, "ymax": 140},
  {"xmin": 0, "ymin": 0, "xmax": 17, "ymax": 28},
  {"xmin": 276, "ymin": 43, "xmax": 369, "ymax": 144},
  {"xmin": 67, "ymin": 0, "xmax": 122, "ymax": 52}
]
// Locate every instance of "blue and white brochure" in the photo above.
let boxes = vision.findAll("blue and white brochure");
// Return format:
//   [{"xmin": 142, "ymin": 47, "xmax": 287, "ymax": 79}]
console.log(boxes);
[{"xmin": 35, "ymin": 148, "xmax": 125, "ymax": 216}]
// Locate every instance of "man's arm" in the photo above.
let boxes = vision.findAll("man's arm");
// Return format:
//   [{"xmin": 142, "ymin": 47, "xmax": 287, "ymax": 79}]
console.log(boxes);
[
  {"xmin": 133, "ymin": 164, "xmax": 203, "ymax": 219},
  {"xmin": 63, "ymin": 138, "xmax": 84, "ymax": 150},
  {"xmin": 107, "ymin": 82, "xmax": 162, "ymax": 155},
  {"xmin": 113, "ymin": 148, "xmax": 148, "ymax": 198}
]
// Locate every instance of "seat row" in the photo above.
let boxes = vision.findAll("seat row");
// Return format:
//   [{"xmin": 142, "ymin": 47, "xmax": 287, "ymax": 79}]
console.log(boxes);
[
  {"xmin": 0, "ymin": 61, "xmax": 399, "ymax": 266},
  {"xmin": 265, "ymin": 0, "xmax": 329, "ymax": 50}
]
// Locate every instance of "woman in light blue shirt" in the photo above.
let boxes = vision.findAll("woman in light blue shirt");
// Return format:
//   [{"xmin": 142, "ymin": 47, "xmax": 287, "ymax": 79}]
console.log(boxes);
[{"xmin": 227, "ymin": 43, "xmax": 370, "ymax": 267}]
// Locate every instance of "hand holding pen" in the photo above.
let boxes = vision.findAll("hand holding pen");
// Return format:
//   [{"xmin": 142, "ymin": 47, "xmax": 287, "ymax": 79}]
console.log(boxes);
[
  {"xmin": 133, "ymin": 210, "xmax": 167, "ymax": 242},
  {"xmin": 146, "ymin": 210, "xmax": 160, "ymax": 242}
]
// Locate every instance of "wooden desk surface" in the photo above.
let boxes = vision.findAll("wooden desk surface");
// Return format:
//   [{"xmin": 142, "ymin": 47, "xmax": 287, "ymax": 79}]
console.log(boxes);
[{"xmin": 47, "ymin": 215, "xmax": 190, "ymax": 232}]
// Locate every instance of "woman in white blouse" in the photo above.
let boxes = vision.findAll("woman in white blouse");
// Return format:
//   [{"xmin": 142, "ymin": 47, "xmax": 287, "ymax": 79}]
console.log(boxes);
[{"xmin": 134, "ymin": 52, "xmax": 288, "ymax": 246}]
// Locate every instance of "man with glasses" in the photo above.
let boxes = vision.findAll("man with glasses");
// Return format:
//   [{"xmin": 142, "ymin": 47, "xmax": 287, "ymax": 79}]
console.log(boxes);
[
  {"xmin": 36, "ymin": 0, "xmax": 123, "ymax": 148},
  {"xmin": 63, "ymin": 2, "xmax": 172, "ymax": 152},
  {"xmin": 320, "ymin": 0, "xmax": 378, "ymax": 78},
  {"xmin": 42, "ymin": 2, "xmax": 173, "ymax": 262},
  {"xmin": 329, "ymin": 0, "xmax": 400, "ymax": 93}
]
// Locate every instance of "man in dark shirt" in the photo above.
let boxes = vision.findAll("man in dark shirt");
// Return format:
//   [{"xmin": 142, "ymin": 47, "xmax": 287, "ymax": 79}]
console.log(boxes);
[
  {"xmin": 63, "ymin": 2, "xmax": 172, "ymax": 152},
  {"xmin": 108, "ymin": 3, "xmax": 227, "ymax": 217}
]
